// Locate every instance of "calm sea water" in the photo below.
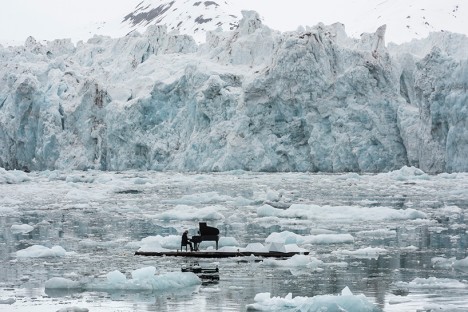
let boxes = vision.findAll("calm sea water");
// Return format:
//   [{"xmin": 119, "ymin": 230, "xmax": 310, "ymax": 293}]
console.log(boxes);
[{"xmin": 1, "ymin": 171, "xmax": 468, "ymax": 311}]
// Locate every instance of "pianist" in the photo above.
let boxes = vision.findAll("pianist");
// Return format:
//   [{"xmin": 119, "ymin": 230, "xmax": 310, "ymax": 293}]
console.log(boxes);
[{"xmin": 181, "ymin": 230, "xmax": 193, "ymax": 251}]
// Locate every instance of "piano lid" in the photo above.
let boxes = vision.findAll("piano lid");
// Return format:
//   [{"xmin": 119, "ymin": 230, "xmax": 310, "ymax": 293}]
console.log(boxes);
[{"xmin": 199, "ymin": 222, "xmax": 220, "ymax": 235}]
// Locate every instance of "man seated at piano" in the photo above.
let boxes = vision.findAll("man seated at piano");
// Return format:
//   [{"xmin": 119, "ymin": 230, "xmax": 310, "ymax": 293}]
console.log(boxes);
[{"xmin": 181, "ymin": 230, "xmax": 193, "ymax": 251}]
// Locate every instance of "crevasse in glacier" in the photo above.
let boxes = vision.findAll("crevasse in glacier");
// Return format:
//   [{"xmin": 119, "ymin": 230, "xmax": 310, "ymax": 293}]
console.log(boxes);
[{"xmin": 0, "ymin": 11, "xmax": 467, "ymax": 173}]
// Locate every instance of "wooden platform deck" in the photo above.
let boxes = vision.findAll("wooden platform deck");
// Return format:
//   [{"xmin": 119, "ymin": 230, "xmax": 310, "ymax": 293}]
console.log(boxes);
[{"xmin": 134, "ymin": 250, "xmax": 309, "ymax": 258}]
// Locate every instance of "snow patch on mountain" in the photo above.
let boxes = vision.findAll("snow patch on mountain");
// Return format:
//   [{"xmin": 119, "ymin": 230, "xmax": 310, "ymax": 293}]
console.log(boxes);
[{"xmin": 121, "ymin": 0, "xmax": 239, "ymax": 43}]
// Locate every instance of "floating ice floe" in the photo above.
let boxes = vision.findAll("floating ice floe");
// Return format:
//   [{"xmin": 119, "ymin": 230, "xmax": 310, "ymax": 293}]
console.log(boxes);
[
  {"xmin": 336, "ymin": 173, "xmax": 362, "ymax": 180},
  {"xmin": 45, "ymin": 267, "xmax": 201, "ymax": 291},
  {"xmin": 261, "ymin": 254, "xmax": 324, "ymax": 271},
  {"xmin": 0, "ymin": 168, "xmax": 30, "ymax": 184},
  {"xmin": 16, "ymin": 245, "xmax": 67, "ymax": 258},
  {"xmin": 401, "ymin": 245, "xmax": 418, "ymax": 251},
  {"xmin": 65, "ymin": 188, "xmax": 108, "ymax": 202},
  {"xmin": 453, "ymin": 256, "xmax": 468, "ymax": 271},
  {"xmin": 162, "ymin": 191, "xmax": 252, "ymax": 206},
  {"xmin": 431, "ymin": 256, "xmax": 468, "ymax": 271},
  {"xmin": 45, "ymin": 277, "xmax": 81, "ymax": 289},
  {"xmin": 394, "ymin": 277, "xmax": 468, "ymax": 289},
  {"xmin": 379, "ymin": 166, "xmax": 429, "ymax": 181},
  {"xmin": 10, "ymin": 223, "xmax": 34, "ymax": 234},
  {"xmin": 244, "ymin": 242, "xmax": 269, "ymax": 253},
  {"xmin": 210, "ymin": 242, "xmax": 305, "ymax": 254},
  {"xmin": 153, "ymin": 204, "xmax": 226, "ymax": 221},
  {"xmin": 65, "ymin": 174, "xmax": 96, "ymax": 183},
  {"xmin": 135, "ymin": 237, "xmax": 172, "ymax": 253},
  {"xmin": 265, "ymin": 230, "xmax": 354, "ymax": 245},
  {"xmin": 420, "ymin": 303, "xmax": 468, "ymax": 312},
  {"xmin": 356, "ymin": 229, "xmax": 396, "ymax": 239},
  {"xmin": 332, "ymin": 247, "xmax": 388, "ymax": 259},
  {"xmin": 0, "ymin": 298, "xmax": 16, "ymax": 305},
  {"xmin": 257, "ymin": 204, "xmax": 427, "ymax": 222},
  {"xmin": 246, "ymin": 287, "xmax": 381, "ymax": 311},
  {"xmin": 432, "ymin": 257, "xmax": 456, "ymax": 269},
  {"xmin": 79, "ymin": 238, "xmax": 128, "ymax": 249},
  {"xmin": 56, "ymin": 307, "xmax": 89, "ymax": 312}
]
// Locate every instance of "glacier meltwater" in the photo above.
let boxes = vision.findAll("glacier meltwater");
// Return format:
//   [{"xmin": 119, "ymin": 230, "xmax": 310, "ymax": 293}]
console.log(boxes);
[{"xmin": 1, "ymin": 168, "xmax": 468, "ymax": 311}]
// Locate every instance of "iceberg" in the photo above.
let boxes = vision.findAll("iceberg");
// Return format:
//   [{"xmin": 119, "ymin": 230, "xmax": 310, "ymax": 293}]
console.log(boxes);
[
  {"xmin": 246, "ymin": 287, "xmax": 381, "ymax": 311},
  {"xmin": 16, "ymin": 245, "xmax": 67, "ymax": 258},
  {"xmin": 45, "ymin": 267, "xmax": 201, "ymax": 292}
]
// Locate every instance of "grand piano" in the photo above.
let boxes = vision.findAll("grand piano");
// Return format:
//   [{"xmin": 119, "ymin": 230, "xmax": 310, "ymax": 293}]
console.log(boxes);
[{"xmin": 191, "ymin": 222, "xmax": 220, "ymax": 251}]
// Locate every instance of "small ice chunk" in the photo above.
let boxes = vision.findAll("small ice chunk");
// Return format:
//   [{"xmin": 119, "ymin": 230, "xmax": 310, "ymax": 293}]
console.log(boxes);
[
  {"xmin": 341, "ymin": 286, "xmax": 353, "ymax": 296},
  {"xmin": 333, "ymin": 247, "xmax": 387, "ymax": 259},
  {"xmin": 11, "ymin": 224, "xmax": 34, "ymax": 234},
  {"xmin": 0, "ymin": 298, "xmax": 16, "ymax": 304},
  {"xmin": 284, "ymin": 244, "xmax": 308, "ymax": 253},
  {"xmin": 454, "ymin": 256, "xmax": 468, "ymax": 270},
  {"xmin": 106, "ymin": 270, "xmax": 127, "ymax": 284},
  {"xmin": 16, "ymin": 245, "xmax": 67, "ymax": 258},
  {"xmin": 266, "ymin": 242, "xmax": 286, "ymax": 253},
  {"xmin": 131, "ymin": 267, "xmax": 156, "ymax": 280},
  {"xmin": 56, "ymin": 307, "xmax": 89, "ymax": 312},
  {"xmin": 20, "ymin": 275, "xmax": 30, "ymax": 281},
  {"xmin": 253, "ymin": 292, "xmax": 271, "ymax": 302},
  {"xmin": 45, "ymin": 277, "xmax": 81, "ymax": 289},
  {"xmin": 244, "ymin": 243, "xmax": 268, "ymax": 253},
  {"xmin": 262, "ymin": 255, "xmax": 323, "ymax": 270}
]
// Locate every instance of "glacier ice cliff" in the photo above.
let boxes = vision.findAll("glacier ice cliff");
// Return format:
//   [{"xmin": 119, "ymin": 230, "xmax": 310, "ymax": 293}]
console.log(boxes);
[{"xmin": 0, "ymin": 11, "xmax": 467, "ymax": 173}]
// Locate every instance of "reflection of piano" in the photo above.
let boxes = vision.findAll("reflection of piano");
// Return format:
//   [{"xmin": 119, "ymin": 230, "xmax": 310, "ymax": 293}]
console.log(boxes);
[{"xmin": 191, "ymin": 222, "xmax": 220, "ymax": 251}]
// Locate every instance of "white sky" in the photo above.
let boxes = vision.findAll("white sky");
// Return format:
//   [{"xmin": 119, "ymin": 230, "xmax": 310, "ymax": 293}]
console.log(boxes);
[{"xmin": 0, "ymin": 0, "xmax": 137, "ymax": 42}]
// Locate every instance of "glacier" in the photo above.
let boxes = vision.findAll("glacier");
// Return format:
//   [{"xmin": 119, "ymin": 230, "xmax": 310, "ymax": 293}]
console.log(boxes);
[{"xmin": 1, "ymin": 11, "xmax": 467, "ymax": 173}]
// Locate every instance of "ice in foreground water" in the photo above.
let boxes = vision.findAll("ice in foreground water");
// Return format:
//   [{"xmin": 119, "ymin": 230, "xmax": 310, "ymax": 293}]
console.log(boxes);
[{"xmin": 247, "ymin": 287, "xmax": 381, "ymax": 311}]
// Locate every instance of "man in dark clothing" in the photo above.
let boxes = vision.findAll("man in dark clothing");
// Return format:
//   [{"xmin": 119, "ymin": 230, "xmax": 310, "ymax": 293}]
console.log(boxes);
[{"xmin": 181, "ymin": 230, "xmax": 193, "ymax": 251}]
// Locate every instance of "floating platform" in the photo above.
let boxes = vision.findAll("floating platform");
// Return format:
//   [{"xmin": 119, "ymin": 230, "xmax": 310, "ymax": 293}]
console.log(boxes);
[{"xmin": 134, "ymin": 250, "xmax": 309, "ymax": 258}]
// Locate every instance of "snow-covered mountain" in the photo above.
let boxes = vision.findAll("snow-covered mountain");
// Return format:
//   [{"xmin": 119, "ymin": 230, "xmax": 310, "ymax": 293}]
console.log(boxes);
[
  {"xmin": 1, "ymin": 10, "xmax": 467, "ymax": 173},
  {"xmin": 78, "ymin": 0, "xmax": 468, "ymax": 45},
  {"xmin": 1, "ymin": 0, "xmax": 467, "ymax": 45}
]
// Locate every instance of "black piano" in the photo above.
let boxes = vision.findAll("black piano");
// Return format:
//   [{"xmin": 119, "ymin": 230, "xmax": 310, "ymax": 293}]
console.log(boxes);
[{"xmin": 191, "ymin": 222, "xmax": 220, "ymax": 251}]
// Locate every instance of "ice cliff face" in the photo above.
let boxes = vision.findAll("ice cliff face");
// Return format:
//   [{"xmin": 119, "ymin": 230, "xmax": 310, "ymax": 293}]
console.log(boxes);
[{"xmin": 0, "ymin": 11, "xmax": 467, "ymax": 173}]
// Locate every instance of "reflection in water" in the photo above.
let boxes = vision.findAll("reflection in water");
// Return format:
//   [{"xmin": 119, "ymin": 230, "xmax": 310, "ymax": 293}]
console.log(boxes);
[{"xmin": 181, "ymin": 263, "xmax": 220, "ymax": 285}]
